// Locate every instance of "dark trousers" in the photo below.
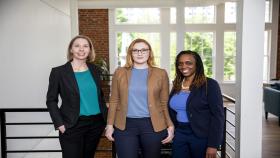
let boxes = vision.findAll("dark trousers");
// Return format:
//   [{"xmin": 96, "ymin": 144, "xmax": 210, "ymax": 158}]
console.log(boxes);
[
  {"xmin": 59, "ymin": 114, "xmax": 105, "ymax": 158},
  {"xmin": 172, "ymin": 123, "xmax": 207, "ymax": 158},
  {"xmin": 114, "ymin": 117, "xmax": 167, "ymax": 158}
]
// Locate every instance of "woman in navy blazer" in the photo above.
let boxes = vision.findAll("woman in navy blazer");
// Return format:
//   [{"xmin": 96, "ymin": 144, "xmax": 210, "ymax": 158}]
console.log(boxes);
[
  {"xmin": 46, "ymin": 35, "xmax": 107, "ymax": 158},
  {"xmin": 168, "ymin": 50, "xmax": 224, "ymax": 158}
]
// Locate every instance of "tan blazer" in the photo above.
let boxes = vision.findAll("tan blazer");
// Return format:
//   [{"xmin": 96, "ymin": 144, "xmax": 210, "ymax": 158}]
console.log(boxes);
[{"xmin": 107, "ymin": 67, "xmax": 174, "ymax": 132}]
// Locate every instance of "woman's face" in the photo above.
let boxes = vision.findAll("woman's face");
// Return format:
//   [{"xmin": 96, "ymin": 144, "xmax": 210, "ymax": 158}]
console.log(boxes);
[
  {"xmin": 178, "ymin": 54, "xmax": 196, "ymax": 78},
  {"xmin": 131, "ymin": 42, "xmax": 150, "ymax": 66},
  {"xmin": 71, "ymin": 38, "xmax": 90, "ymax": 61}
]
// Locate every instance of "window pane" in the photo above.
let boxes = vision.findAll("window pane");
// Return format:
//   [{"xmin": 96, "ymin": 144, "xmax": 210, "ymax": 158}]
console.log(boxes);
[
  {"xmin": 116, "ymin": 32, "xmax": 160, "ymax": 67},
  {"xmin": 225, "ymin": 2, "xmax": 236, "ymax": 23},
  {"xmin": 185, "ymin": 6, "xmax": 215, "ymax": 24},
  {"xmin": 170, "ymin": 8, "xmax": 176, "ymax": 24},
  {"xmin": 263, "ymin": 30, "xmax": 271, "ymax": 81},
  {"xmin": 170, "ymin": 32, "xmax": 177, "ymax": 81},
  {"xmin": 115, "ymin": 8, "xmax": 160, "ymax": 24},
  {"xmin": 224, "ymin": 32, "xmax": 236, "ymax": 81},
  {"xmin": 264, "ymin": 31, "xmax": 269, "ymax": 56},
  {"xmin": 185, "ymin": 32, "xmax": 214, "ymax": 77},
  {"xmin": 263, "ymin": 56, "xmax": 268, "ymax": 82},
  {"xmin": 265, "ymin": 0, "xmax": 272, "ymax": 23}
]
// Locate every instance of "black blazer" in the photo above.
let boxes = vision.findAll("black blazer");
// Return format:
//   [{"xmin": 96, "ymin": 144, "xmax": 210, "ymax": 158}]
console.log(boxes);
[
  {"xmin": 46, "ymin": 62, "xmax": 107, "ymax": 129},
  {"xmin": 168, "ymin": 78, "xmax": 224, "ymax": 148}
]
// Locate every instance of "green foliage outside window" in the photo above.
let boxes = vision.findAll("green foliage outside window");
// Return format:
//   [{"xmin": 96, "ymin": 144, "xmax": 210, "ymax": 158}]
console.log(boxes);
[
  {"xmin": 184, "ymin": 32, "xmax": 213, "ymax": 77},
  {"xmin": 224, "ymin": 32, "xmax": 236, "ymax": 81}
]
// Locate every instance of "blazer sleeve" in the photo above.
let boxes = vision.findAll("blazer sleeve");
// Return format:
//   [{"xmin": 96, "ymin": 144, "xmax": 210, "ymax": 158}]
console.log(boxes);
[
  {"xmin": 207, "ymin": 79, "xmax": 225, "ymax": 148},
  {"xmin": 160, "ymin": 70, "xmax": 174, "ymax": 127},
  {"xmin": 93, "ymin": 65, "xmax": 108, "ymax": 121},
  {"xmin": 46, "ymin": 68, "xmax": 63, "ymax": 129},
  {"xmin": 107, "ymin": 68, "xmax": 121, "ymax": 125}
]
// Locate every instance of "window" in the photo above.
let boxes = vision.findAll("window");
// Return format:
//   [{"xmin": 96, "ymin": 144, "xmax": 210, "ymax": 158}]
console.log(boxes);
[
  {"xmin": 263, "ymin": 31, "xmax": 271, "ymax": 81},
  {"xmin": 116, "ymin": 32, "xmax": 160, "ymax": 67},
  {"xmin": 185, "ymin": 6, "xmax": 215, "ymax": 24},
  {"xmin": 115, "ymin": 8, "xmax": 160, "ymax": 24},
  {"xmin": 225, "ymin": 2, "xmax": 236, "ymax": 23},
  {"xmin": 170, "ymin": 7, "xmax": 176, "ymax": 24},
  {"xmin": 170, "ymin": 32, "xmax": 177, "ymax": 81},
  {"xmin": 110, "ymin": 1, "xmax": 277, "ymax": 84},
  {"xmin": 185, "ymin": 32, "xmax": 214, "ymax": 77},
  {"xmin": 265, "ymin": 0, "xmax": 272, "ymax": 23},
  {"xmin": 224, "ymin": 32, "xmax": 236, "ymax": 81}
]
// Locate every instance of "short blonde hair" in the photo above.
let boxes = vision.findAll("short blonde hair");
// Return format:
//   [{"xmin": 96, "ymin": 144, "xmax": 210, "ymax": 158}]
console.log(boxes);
[
  {"xmin": 67, "ymin": 35, "xmax": 95, "ymax": 62},
  {"xmin": 124, "ymin": 38, "xmax": 156, "ymax": 68}
]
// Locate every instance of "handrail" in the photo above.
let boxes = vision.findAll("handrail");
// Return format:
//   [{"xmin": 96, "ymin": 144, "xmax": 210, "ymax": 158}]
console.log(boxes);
[
  {"xmin": 0, "ymin": 94, "xmax": 235, "ymax": 158},
  {"xmin": 222, "ymin": 93, "xmax": 236, "ymax": 156},
  {"xmin": 226, "ymin": 120, "xmax": 235, "ymax": 127},
  {"xmin": 0, "ymin": 108, "xmax": 115, "ymax": 158},
  {"xmin": 227, "ymin": 108, "xmax": 235, "ymax": 115},
  {"xmin": 226, "ymin": 131, "xmax": 235, "ymax": 139},
  {"xmin": 222, "ymin": 93, "xmax": 236, "ymax": 103}
]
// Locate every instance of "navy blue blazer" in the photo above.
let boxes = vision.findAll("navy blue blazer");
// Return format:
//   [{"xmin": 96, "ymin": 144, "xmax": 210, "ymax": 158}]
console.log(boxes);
[
  {"xmin": 46, "ymin": 62, "xmax": 108, "ymax": 129},
  {"xmin": 168, "ymin": 78, "xmax": 224, "ymax": 148}
]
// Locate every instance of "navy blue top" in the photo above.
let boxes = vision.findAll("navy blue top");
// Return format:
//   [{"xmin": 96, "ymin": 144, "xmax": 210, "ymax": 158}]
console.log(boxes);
[
  {"xmin": 127, "ymin": 68, "xmax": 150, "ymax": 118},
  {"xmin": 169, "ymin": 91, "xmax": 190, "ymax": 122}
]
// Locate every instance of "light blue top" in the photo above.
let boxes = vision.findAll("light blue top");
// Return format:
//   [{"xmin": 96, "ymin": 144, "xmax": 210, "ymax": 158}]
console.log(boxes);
[
  {"xmin": 127, "ymin": 68, "xmax": 150, "ymax": 118},
  {"xmin": 169, "ymin": 91, "xmax": 190, "ymax": 122},
  {"xmin": 74, "ymin": 70, "xmax": 101, "ymax": 116}
]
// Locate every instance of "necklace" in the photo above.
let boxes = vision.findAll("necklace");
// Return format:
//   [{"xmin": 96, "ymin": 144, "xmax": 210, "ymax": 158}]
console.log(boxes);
[
  {"xmin": 181, "ymin": 78, "xmax": 190, "ymax": 90},
  {"xmin": 71, "ymin": 62, "xmax": 87, "ymax": 72}
]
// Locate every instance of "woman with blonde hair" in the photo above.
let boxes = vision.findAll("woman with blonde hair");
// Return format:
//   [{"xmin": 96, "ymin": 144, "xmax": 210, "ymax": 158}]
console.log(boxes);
[
  {"xmin": 105, "ymin": 38, "xmax": 174, "ymax": 158},
  {"xmin": 46, "ymin": 35, "xmax": 107, "ymax": 158}
]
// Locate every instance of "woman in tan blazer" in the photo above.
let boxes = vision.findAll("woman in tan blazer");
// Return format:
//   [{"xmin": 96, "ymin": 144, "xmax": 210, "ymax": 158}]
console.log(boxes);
[{"xmin": 105, "ymin": 38, "xmax": 174, "ymax": 158}]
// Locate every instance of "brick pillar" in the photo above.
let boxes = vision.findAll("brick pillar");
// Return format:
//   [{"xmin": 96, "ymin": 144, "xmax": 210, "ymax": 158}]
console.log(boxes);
[
  {"xmin": 79, "ymin": 9, "xmax": 112, "ymax": 158},
  {"xmin": 79, "ymin": 9, "xmax": 110, "ymax": 101}
]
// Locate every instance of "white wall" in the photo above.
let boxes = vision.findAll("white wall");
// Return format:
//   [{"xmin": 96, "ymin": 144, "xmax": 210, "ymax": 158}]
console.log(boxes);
[
  {"xmin": 0, "ymin": 0, "xmax": 71, "ymax": 108},
  {"xmin": 0, "ymin": 0, "xmax": 72, "ymax": 157},
  {"xmin": 220, "ymin": 83, "xmax": 236, "ymax": 98}
]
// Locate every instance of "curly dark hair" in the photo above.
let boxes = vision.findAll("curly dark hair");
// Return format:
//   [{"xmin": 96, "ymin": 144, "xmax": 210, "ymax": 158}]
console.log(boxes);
[{"xmin": 172, "ymin": 50, "xmax": 207, "ymax": 93}]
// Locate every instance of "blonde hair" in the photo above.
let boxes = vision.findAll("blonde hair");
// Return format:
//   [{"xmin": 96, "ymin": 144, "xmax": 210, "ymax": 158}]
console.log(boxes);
[
  {"xmin": 67, "ymin": 35, "xmax": 95, "ymax": 62},
  {"xmin": 124, "ymin": 38, "xmax": 156, "ymax": 68}
]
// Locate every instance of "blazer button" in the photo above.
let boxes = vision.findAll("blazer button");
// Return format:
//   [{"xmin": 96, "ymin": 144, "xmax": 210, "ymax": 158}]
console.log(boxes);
[{"xmin": 190, "ymin": 113, "xmax": 192, "ymax": 117}]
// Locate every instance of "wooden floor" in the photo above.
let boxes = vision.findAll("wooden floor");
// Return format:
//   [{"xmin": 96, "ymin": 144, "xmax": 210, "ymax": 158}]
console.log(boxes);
[
  {"xmin": 224, "ymin": 101, "xmax": 280, "ymax": 158},
  {"xmin": 262, "ymin": 114, "xmax": 280, "ymax": 158}
]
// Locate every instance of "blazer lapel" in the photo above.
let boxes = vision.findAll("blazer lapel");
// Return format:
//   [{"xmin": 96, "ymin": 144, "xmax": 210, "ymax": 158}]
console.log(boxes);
[
  {"xmin": 125, "ymin": 68, "xmax": 131, "ymax": 105},
  {"xmin": 126, "ymin": 67, "xmax": 131, "ymax": 88},
  {"xmin": 186, "ymin": 86, "xmax": 198, "ymax": 108},
  {"xmin": 87, "ymin": 63, "xmax": 101, "ymax": 96},
  {"xmin": 147, "ymin": 67, "xmax": 153, "ymax": 103},
  {"xmin": 65, "ymin": 62, "xmax": 79, "ymax": 95}
]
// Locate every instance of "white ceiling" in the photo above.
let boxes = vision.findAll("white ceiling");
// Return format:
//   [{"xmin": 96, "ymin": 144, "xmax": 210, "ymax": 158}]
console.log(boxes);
[{"xmin": 78, "ymin": 0, "xmax": 238, "ymax": 9}]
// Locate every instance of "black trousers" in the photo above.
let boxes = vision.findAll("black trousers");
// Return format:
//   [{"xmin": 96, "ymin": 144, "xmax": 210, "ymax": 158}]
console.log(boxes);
[
  {"xmin": 59, "ymin": 114, "xmax": 105, "ymax": 158},
  {"xmin": 114, "ymin": 117, "xmax": 167, "ymax": 158}
]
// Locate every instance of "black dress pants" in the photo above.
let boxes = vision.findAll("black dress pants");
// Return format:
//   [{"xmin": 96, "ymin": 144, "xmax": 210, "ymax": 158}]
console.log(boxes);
[{"xmin": 59, "ymin": 114, "xmax": 105, "ymax": 158}]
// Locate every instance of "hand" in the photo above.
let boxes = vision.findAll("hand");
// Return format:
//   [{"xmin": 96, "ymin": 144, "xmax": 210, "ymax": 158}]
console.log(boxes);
[
  {"xmin": 205, "ymin": 147, "xmax": 217, "ymax": 158},
  {"xmin": 105, "ymin": 125, "xmax": 114, "ymax": 141},
  {"xmin": 161, "ymin": 126, "xmax": 174, "ymax": 144},
  {"xmin": 58, "ymin": 125, "xmax": 66, "ymax": 134}
]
